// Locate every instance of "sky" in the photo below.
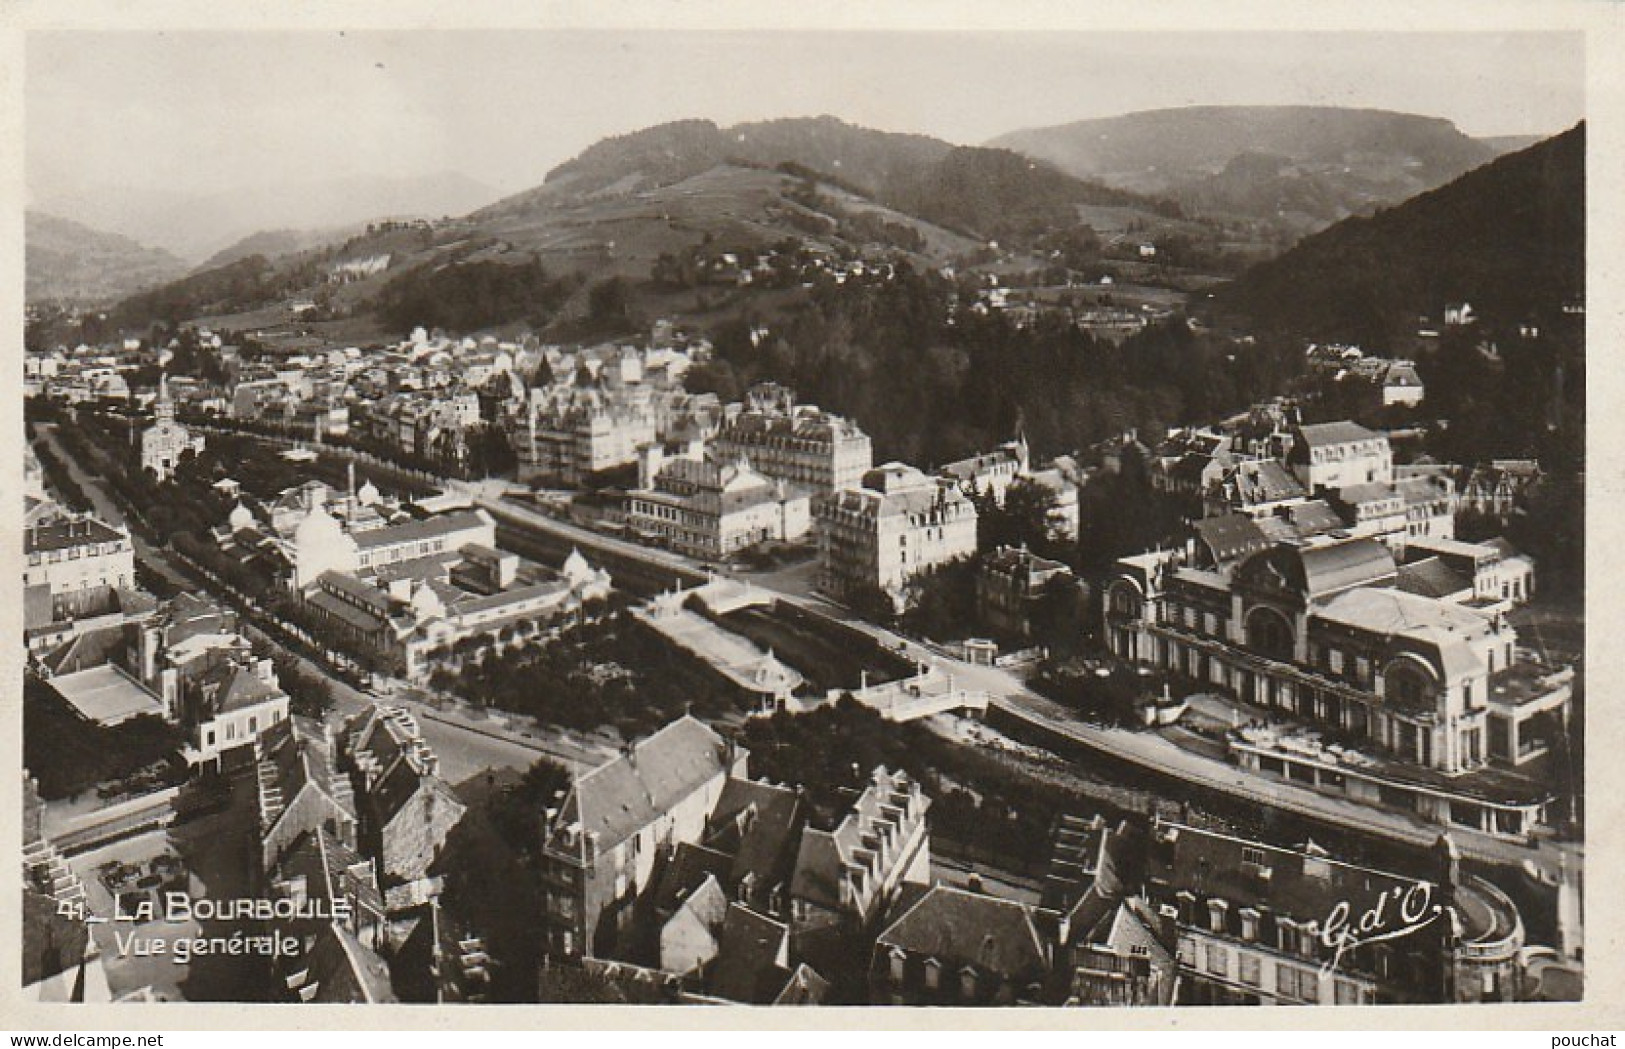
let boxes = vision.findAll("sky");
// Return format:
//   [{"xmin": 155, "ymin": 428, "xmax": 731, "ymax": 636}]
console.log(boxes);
[{"xmin": 27, "ymin": 29, "xmax": 1585, "ymax": 202}]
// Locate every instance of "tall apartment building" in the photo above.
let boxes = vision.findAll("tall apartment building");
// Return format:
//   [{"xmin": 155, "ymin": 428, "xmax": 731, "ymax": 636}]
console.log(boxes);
[
  {"xmin": 711, "ymin": 385, "xmax": 873, "ymax": 497},
  {"xmin": 628, "ymin": 451, "xmax": 811, "ymax": 560},
  {"xmin": 815, "ymin": 464, "xmax": 979, "ymax": 606},
  {"xmin": 512, "ymin": 384, "xmax": 658, "ymax": 486},
  {"xmin": 24, "ymin": 514, "xmax": 137, "ymax": 624},
  {"xmin": 1145, "ymin": 820, "xmax": 1525, "ymax": 1005}
]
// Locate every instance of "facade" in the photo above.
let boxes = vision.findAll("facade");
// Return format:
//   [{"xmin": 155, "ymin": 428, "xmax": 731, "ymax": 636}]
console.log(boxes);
[
  {"xmin": 976, "ymin": 545, "xmax": 1080, "ymax": 640},
  {"xmin": 815, "ymin": 464, "xmax": 979, "ymax": 606},
  {"xmin": 939, "ymin": 439, "xmax": 1029, "ymax": 503},
  {"xmin": 178, "ymin": 655, "xmax": 291, "ymax": 769},
  {"xmin": 1145, "ymin": 820, "xmax": 1525, "ymax": 1005},
  {"xmin": 1206, "ymin": 459, "xmax": 1307, "ymax": 520},
  {"xmin": 1287, "ymin": 422, "xmax": 1393, "ymax": 493},
  {"xmin": 339, "ymin": 706, "xmax": 467, "ymax": 885},
  {"xmin": 512, "ymin": 383, "xmax": 658, "ymax": 486},
  {"xmin": 628, "ymin": 453, "xmax": 811, "ymax": 559},
  {"xmin": 789, "ymin": 766, "xmax": 932, "ymax": 943},
  {"xmin": 711, "ymin": 386, "xmax": 873, "ymax": 497},
  {"xmin": 24, "ymin": 514, "xmax": 137, "ymax": 623},
  {"xmin": 1397, "ymin": 473, "xmax": 1459, "ymax": 544},
  {"xmin": 1105, "ymin": 537, "xmax": 1571, "ymax": 837},
  {"xmin": 140, "ymin": 376, "xmax": 205, "ymax": 482},
  {"xmin": 540, "ymin": 717, "xmax": 747, "ymax": 958},
  {"xmin": 1404, "ymin": 536, "xmax": 1536, "ymax": 610}
]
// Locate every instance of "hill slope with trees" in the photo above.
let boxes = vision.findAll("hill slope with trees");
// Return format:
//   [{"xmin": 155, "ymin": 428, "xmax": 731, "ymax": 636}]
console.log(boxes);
[{"xmin": 1214, "ymin": 123, "xmax": 1583, "ymax": 345}]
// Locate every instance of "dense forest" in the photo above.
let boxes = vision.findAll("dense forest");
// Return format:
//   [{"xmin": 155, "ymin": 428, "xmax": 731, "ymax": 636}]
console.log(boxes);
[
  {"xmin": 687, "ymin": 265, "xmax": 1298, "ymax": 468},
  {"xmin": 109, "ymin": 253, "xmax": 324, "ymax": 329},
  {"xmin": 375, "ymin": 256, "xmax": 580, "ymax": 333}
]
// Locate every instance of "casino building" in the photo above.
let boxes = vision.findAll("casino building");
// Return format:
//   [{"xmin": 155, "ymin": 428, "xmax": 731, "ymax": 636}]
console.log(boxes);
[{"xmin": 1104, "ymin": 536, "xmax": 1572, "ymax": 839}]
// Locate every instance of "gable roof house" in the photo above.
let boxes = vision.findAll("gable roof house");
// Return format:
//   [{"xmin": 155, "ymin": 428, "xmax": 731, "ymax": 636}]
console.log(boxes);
[
  {"xmin": 256, "ymin": 715, "xmax": 358, "ymax": 876},
  {"xmin": 539, "ymin": 716, "xmax": 746, "ymax": 959}
]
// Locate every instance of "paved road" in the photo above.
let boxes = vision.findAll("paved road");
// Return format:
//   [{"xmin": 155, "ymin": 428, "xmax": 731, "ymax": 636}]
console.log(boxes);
[
  {"xmin": 36, "ymin": 423, "xmax": 193, "ymax": 592},
  {"xmin": 41, "ymin": 428, "xmax": 589, "ymax": 790},
  {"xmin": 46, "ymin": 425, "xmax": 1580, "ymax": 881},
  {"xmin": 467, "ymin": 478, "xmax": 1584, "ymax": 875}
]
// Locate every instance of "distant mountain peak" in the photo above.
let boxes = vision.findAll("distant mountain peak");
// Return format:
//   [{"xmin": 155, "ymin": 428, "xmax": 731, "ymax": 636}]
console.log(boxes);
[{"xmin": 989, "ymin": 104, "xmax": 1499, "ymax": 233}]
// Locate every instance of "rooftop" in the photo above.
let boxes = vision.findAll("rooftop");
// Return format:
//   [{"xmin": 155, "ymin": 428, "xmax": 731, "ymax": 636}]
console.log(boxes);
[
  {"xmin": 1295, "ymin": 421, "xmax": 1382, "ymax": 447},
  {"xmin": 551, "ymin": 716, "xmax": 739, "ymax": 856},
  {"xmin": 26, "ymin": 516, "xmax": 125, "ymax": 555},
  {"xmin": 50, "ymin": 664, "xmax": 163, "ymax": 726}
]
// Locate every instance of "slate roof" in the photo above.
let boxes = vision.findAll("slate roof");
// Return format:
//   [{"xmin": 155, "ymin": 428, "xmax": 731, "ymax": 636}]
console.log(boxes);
[
  {"xmin": 876, "ymin": 884, "xmax": 1049, "ymax": 980},
  {"xmin": 1397, "ymin": 557, "xmax": 1474, "ymax": 600},
  {"xmin": 1192, "ymin": 514, "xmax": 1269, "ymax": 565},
  {"xmin": 274, "ymin": 828, "xmax": 385, "ymax": 921},
  {"xmin": 353, "ymin": 509, "xmax": 492, "ymax": 551},
  {"xmin": 704, "ymin": 777, "xmax": 803, "ymax": 901},
  {"xmin": 1295, "ymin": 421, "xmax": 1381, "ymax": 447},
  {"xmin": 771, "ymin": 962, "xmax": 831, "ymax": 1006},
  {"xmin": 197, "ymin": 660, "xmax": 286, "ymax": 715},
  {"xmin": 708, "ymin": 903, "xmax": 790, "ymax": 1004},
  {"xmin": 26, "ymin": 516, "xmax": 125, "ymax": 555},
  {"xmin": 1141, "ymin": 821, "xmax": 1476, "ymax": 941},
  {"xmin": 552, "ymin": 716, "xmax": 737, "ymax": 855},
  {"xmin": 651, "ymin": 842, "xmax": 734, "ymax": 917},
  {"xmin": 303, "ymin": 922, "xmax": 397, "ymax": 1003}
]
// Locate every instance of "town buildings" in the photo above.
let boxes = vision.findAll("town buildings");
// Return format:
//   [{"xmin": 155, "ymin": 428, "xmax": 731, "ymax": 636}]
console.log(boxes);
[
  {"xmin": 815, "ymin": 463, "xmax": 979, "ymax": 607},
  {"xmin": 24, "ymin": 514, "xmax": 137, "ymax": 626},
  {"xmin": 1286, "ymin": 421, "xmax": 1393, "ymax": 493},
  {"xmin": 628, "ymin": 450, "xmax": 811, "ymax": 560},
  {"xmin": 512, "ymin": 383, "xmax": 659, "ymax": 486},
  {"xmin": 540, "ymin": 717, "xmax": 746, "ymax": 959},
  {"xmin": 1144, "ymin": 820, "xmax": 1524, "ymax": 1004},
  {"xmin": 339, "ymin": 705, "xmax": 467, "ymax": 885},
  {"xmin": 139, "ymin": 376, "xmax": 205, "ymax": 482},
  {"xmin": 1104, "ymin": 534, "xmax": 1572, "ymax": 837},
  {"xmin": 711, "ymin": 384, "xmax": 874, "ymax": 497},
  {"xmin": 976, "ymin": 545, "xmax": 1083, "ymax": 641},
  {"xmin": 870, "ymin": 885, "xmax": 1051, "ymax": 1005}
]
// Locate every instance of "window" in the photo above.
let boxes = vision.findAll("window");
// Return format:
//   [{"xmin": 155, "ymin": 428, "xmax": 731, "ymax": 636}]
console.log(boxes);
[
  {"xmin": 1241, "ymin": 847, "xmax": 1267, "ymax": 867},
  {"xmin": 1204, "ymin": 943, "xmax": 1230, "ymax": 976},
  {"xmin": 1277, "ymin": 965, "xmax": 1318, "ymax": 1002},
  {"xmin": 959, "ymin": 968, "xmax": 978, "ymax": 1000},
  {"xmin": 1336, "ymin": 979, "xmax": 1364, "ymax": 1005},
  {"xmin": 889, "ymin": 948, "xmax": 905, "ymax": 983},
  {"xmin": 924, "ymin": 959, "xmax": 941, "ymax": 990},
  {"xmin": 1239, "ymin": 954, "xmax": 1262, "ymax": 987}
]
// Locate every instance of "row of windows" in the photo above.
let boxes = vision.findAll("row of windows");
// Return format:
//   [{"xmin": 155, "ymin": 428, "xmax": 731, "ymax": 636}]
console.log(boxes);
[{"xmin": 1193, "ymin": 939, "xmax": 1367, "ymax": 1004}]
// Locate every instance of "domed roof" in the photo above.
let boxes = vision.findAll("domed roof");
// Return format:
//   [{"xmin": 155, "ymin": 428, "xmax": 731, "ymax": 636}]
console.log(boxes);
[
  {"xmin": 294, "ymin": 503, "xmax": 351, "ymax": 551},
  {"xmin": 749, "ymin": 649, "xmax": 802, "ymax": 694},
  {"xmin": 561, "ymin": 547, "xmax": 593, "ymax": 583},
  {"xmin": 228, "ymin": 502, "xmax": 255, "ymax": 530}
]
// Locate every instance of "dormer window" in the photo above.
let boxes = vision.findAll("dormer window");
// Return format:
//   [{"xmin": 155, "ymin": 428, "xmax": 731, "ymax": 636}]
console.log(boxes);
[
  {"xmin": 924, "ymin": 958, "xmax": 941, "ymax": 990},
  {"xmin": 1239, "ymin": 907, "xmax": 1260, "ymax": 942},
  {"xmin": 1207, "ymin": 898, "xmax": 1229, "ymax": 933},
  {"xmin": 959, "ymin": 967, "xmax": 978, "ymax": 1000},
  {"xmin": 888, "ymin": 946, "xmax": 906, "ymax": 983}
]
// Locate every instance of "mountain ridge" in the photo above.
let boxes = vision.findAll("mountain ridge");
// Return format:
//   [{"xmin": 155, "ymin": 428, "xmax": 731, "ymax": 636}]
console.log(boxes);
[
  {"xmin": 1213, "ymin": 122, "xmax": 1584, "ymax": 343},
  {"xmin": 990, "ymin": 105, "xmax": 1502, "ymax": 232},
  {"xmin": 26, "ymin": 210, "xmax": 189, "ymax": 305}
]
